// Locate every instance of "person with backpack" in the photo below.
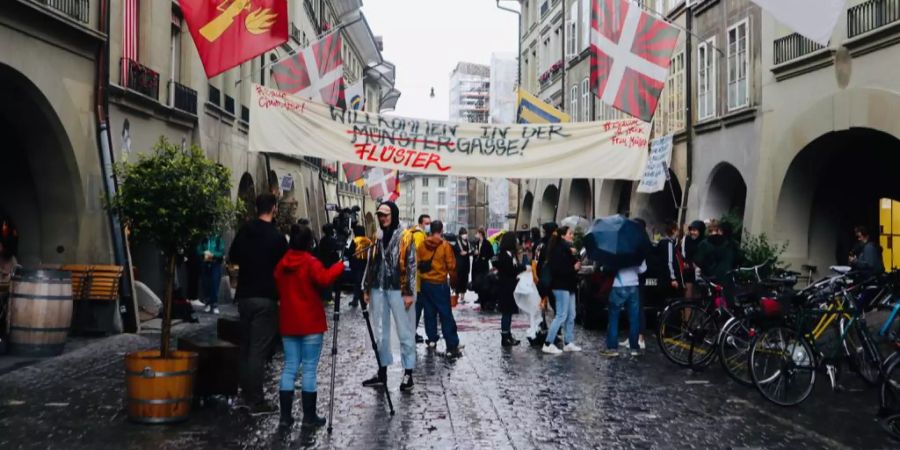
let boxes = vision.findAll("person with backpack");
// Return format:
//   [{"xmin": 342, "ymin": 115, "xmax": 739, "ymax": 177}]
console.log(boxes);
[
  {"xmin": 348, "ymin": 225, "xmax": 372, "ymax": 308},
  {"xmin": 541, "ymin": 226, "xmax": 583, "ymax": 355},
  {"xmin": 274, "ymin": 224, "xmax": 345, "ymax": 429},
  {"xmin": 416, "ymin": 220, "xmax": 462, "ymax": 357},
  {"xmin": 409, "ymin": 215, "xmax": 430, "ymax": 343}
]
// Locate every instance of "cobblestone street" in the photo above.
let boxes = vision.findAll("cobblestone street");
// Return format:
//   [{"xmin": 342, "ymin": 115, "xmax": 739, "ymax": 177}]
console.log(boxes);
[{"xmin": 0, "ymin": 298, "xmax": 896, "ymax": 449}]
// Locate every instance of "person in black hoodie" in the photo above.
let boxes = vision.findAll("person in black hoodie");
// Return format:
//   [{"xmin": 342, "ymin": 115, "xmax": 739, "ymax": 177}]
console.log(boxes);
[
  {"xmin": 229, "ymin": 193, "xmax": 289, "ymax": 414},
  {"xmin": 681, "ymin": 220, "xmax": 706, "ymax": 299},
  {"xmin": 695, "ymin": 221, "xmax": 742, "ymax": 303},
  {"xmin": 471, "ymin": 228, "xmax": 494, "ymax": 307},
  {"xmin": 496, "ymin": 232, "xmax": 526, "ymax": 346},
  {"xmin": 542, "ymin": 226, "xmax": 583, "ymax": 355},
  {"xmin": 452, "ymin": 227, "xmax": 472, "ymax": 302}
]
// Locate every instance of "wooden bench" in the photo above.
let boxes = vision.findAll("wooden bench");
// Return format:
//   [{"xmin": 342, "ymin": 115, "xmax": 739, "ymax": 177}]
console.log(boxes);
[{"xmin": 42, "ymin": 264, "xmax": 124, "ymax": 334}]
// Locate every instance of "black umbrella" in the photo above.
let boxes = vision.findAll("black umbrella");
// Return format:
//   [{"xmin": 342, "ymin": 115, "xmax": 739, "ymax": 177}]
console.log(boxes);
[{"xmin": 583, "ymin": 215, "xmax": 651, "ymax": 271}]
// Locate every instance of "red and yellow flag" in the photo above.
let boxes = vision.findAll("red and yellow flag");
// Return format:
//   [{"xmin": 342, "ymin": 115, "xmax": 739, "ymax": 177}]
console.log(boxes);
[{"xmin": 181, "ymin": 0, "xmax": 289, "ymax": 78}]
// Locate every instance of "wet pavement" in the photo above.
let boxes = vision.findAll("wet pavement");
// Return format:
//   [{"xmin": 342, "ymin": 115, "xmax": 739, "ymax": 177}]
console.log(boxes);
[{"xmin": 0, "ymin": 295, "xmax": 897, "ymax": 449}]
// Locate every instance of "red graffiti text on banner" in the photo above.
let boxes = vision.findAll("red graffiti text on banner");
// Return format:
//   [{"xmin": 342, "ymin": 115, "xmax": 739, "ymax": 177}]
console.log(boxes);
[{"xmin": 354, "ymin": 143, "xmax": 452, "ymax": 172}]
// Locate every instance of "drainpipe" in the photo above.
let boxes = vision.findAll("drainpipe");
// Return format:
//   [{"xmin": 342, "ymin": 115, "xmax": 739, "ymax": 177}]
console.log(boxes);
[
  {"xmin": 679, "ymin": 7, "xmax": 694, "ymax": 229},
  {"xmin": 95, "ymin": 0, "xmax": 138, "ymax": 333},
  {"xmin": 496, "ymin": 0, "xmax": 522, "ymax": 86}
]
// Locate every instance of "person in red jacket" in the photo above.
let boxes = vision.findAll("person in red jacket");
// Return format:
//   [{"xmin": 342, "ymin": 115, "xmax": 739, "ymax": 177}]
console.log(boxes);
[{"xmin": 274, "ymin": 224, "xmax": 344, "ymax": 429}]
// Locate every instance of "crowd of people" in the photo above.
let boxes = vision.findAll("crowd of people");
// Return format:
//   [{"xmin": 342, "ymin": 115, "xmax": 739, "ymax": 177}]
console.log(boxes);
[{"xmin": 223, "ymin": 191, "xmax": 889, "ymax": 431}]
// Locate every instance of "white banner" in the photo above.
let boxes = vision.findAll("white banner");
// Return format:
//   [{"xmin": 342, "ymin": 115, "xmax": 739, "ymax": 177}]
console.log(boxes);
[
  {"xmin": 636, "ymin": 135, "xmax": 673, "ymax": 193},
  {"xmin": 751, "ymin": 0, "xmax": 845, "ymax": 46},
  {"xmin": 249, "ymin": 84, "xmax": 649, "ymax": 179}
]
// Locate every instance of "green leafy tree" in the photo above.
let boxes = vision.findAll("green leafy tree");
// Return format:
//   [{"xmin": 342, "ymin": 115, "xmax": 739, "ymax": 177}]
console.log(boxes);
[
  {"xmin": 741, "ymin": 232, "xmax": 789, "ymax": 268},
  {"xmin": 107, "ymin": 138, "xmax": 239, "ymax": 356}
]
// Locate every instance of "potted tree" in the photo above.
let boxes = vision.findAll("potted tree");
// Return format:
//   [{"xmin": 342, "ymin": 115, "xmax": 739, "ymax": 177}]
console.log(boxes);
[{"xmin": 107, "ymin": 137, "xmax": 238, "ymax": 423}]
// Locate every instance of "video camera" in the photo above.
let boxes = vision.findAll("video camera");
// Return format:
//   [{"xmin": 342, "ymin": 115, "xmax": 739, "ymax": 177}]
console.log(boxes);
[{"xmin": 332, "ymin": 205, "xmax": 361, "ymax": 245}]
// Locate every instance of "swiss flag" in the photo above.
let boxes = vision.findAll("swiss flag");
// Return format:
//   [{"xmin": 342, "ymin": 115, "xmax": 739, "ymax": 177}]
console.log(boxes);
[
  {"xmin": 590, "ymin": 0, "xmax": 680, "ymax": 122},
  {"xmin": 342, "ymin": 163, "xmax": 368, "ymax": 183},
  {"xmin": 272, "ymin": 32, "xmax": 344, "ymax": 106},
  {"xmin": 181, "ymin": 0, "xmax": 289, "ymax": 78},
  {"xmin": 366, "ymin": 168, "xmax": 399, "ymax": 202}
]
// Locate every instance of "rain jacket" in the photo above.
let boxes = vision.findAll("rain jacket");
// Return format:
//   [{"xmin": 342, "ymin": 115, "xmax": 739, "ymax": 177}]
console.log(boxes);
[
  {"xmin": 274, "ymin": 249, "xmax": 344, "ymax": 336},
  {"xmin": 196, "ymin": 236, "xmax": 225, "ymax": 262},
  {"xmin": 405, "ymin": 227, "xmax": 426, "ymax": 292},
  {"xmin": 363, "ymin": 202, "xmax": 417, "ymax": 296},
  {"xmin": 417, "ymin": 235, "xmax": 456, "ymax": 285},
  {"xmin": 549, "ymin": 241, "xmax": 579, "ymax": 293},
  {"xmin": 695, "ymin": 235, "xmax": 742, "ymax": 281}
]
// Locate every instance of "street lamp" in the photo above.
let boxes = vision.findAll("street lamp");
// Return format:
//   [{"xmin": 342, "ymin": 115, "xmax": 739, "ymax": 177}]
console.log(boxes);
[{"xmin": 429, "ymin": 87, "xmax": 435, "ymax": 98}]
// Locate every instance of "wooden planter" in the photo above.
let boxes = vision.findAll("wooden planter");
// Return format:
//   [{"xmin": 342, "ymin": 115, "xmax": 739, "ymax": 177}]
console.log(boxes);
[
  {"xmin": 125, "ymin": 350, "xmax": 198, "ymax": 424},
  {"xmin": 8, "ymin": 269, "xmax": 73, "ymax": 357}
]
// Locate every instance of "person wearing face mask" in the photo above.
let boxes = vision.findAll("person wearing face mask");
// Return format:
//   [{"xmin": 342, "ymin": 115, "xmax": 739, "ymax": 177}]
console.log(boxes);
[
  {"xmin": 681, "ymin": 220, "xmax": 706, "ymax": 299},
  {"xmin": 541, "ymin": 226, "xmax": 583, "ymax": 355},
  {"xmin": 471, "ymin": 228, "xmax": 494, "ymax": 308},
  {"xmin": 452, "ymin": 227, "xmax": 472, "ymax": 303}
]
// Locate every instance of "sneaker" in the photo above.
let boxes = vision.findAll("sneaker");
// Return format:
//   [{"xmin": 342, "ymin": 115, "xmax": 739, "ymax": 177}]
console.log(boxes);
[
  {"xmin": 619, "ymin": 339, "xmax": 629, "ymax": 348},
  {"xmin": 362, "ymin": 374, "xmax": 385, "ymax": 388},
  {"xmin": 426, "ymin": 341, "xmax": 437, "ymax": 350},
  {"xmin": 600, "ymin": 349, "xmax": 620, "ymax": 358},
  {"xmin": 213, "ymin": 307, "xmax": 220, "ymax": 315},
  {"xmin": 639, "ymin": 335, "xmax": 646, "ymax": 350},
  {"xmin": 247, "ymin": 401, "xmax": 278, "ymax": 416},
  {"xmin": 415, "ymin": 334, "xmax": 425, "ymax": 344},
  {"xmin": 563, "ymin": 343, "xmax": 582, "ymax": 352},
  {"xmin": 203, "ymin": 304, "xmax": 212, "ymax": 313},
  {"xmin": 630, "ymin": 350, "xmax": 641, "ymax": 357},
  {"xmin": 542, "ymin": 344, "xmax": 563, "ymax": 355},
  {"xmin": 400, "ymin": 374, "xmax": 414, "ymax": 391}
]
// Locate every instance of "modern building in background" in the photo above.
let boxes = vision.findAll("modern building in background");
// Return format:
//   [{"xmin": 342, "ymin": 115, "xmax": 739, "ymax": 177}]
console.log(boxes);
[{"xmin": 489, "ymin": 52, "xmax": 518, "ymax": 124}]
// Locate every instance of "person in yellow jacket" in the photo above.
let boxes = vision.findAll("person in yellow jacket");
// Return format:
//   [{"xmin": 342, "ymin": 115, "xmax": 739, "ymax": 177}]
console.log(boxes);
[
  {"xmin": 416, "ymin": 220, "xmax": 462, "ymax": 357},
  {"xmin": 348, "ymin": 225, "xmax": 372, "ymax": 307},
  {"xmin": 405, "ymin": 214, "xmax": 430, "ymax": 343}
]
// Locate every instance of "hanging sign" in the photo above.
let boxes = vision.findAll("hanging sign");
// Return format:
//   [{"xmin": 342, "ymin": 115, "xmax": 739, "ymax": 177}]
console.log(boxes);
[
  {"xmin": 280, "ymin": 173, "xmax": 294, "ymax": 192},
  {"xmin": 249, "ymin": 84, "xmax": 649, "ymax": 180},
  {"xmin": 636, "ymin": 135, "xmax": 673, "ymax": 194}
]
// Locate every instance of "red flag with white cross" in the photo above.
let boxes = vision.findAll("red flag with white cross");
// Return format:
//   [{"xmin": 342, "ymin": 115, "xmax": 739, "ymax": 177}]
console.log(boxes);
[
  {"xmin": 590, "ymin": 0, "xmax": 680, "ymax": 122},
  {"xmin": 366, "ymin": 167, "xmax": 399, "ymax": 202},
  {"xmin": 271, "ymin": 31, "xmax": 344, "ymax": 106}
]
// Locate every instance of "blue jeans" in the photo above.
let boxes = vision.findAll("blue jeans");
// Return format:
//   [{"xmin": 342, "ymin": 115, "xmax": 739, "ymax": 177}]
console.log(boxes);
[
  {"xmin": 546, "ymin": 290, "xmax": 576, "ymax": 345},
  {"xmin": 280, "ymin": 334, "xmax": 324, "ymax": 392},
  {"xmin": 421, "ymin": 282, "xmax": 460, "ymax": 348},
  {"xmin": 371, "ymin": 289, "xmax": 416, "ymax": 370},
  {"xmin": 608, "ymin": 286, "xmax": 640, "ymax": 350},
  {"xmin": 201, "ymin": 262, "xmax": 222, "ymax": 307},
  {"xmin": 501, "ymin": 312, "xmax": 512, "ymax": 333}
]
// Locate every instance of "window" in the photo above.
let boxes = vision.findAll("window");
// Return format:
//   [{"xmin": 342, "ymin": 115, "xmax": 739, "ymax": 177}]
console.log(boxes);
[
  {"xmin": 422, "ymin": 178, "xmax": 429, "ymax": 187},
  {"xmin": 570, "ymin": 85, "xmax": 578, "ymax": 121},
  {"xmin": 566, "ymin": 6, "xmax": 577, "ymax": 59},
  {"xmin": 581, "ymin": 77, "xmax": 591, "ymax": 122},
  {"xmin": 697, "ymin": 37, "xmax": 716, "ymax": 120},
  {"xmin": 728, "ymin": 19, "xmax": 750, "ymax": 111},
  {"xmin": 438, "ymin": 192, "xmax": 446, "ymax": 204},
  {"xmin": 438, "ymin": 178, "xmax": 446, "ymax": 188},
  {"xmin": 666, "ymin": 50, "xmax": 685, "ymax": 131},
  {"xmin": 422, "ymin": 192, "xmax": 429, "ymax": 205},
  {"xmin": 581, "ymin": 0, "xmax": 590, "ymax": 50}
]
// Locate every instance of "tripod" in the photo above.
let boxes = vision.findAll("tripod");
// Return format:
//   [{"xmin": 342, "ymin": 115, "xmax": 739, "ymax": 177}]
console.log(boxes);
[
  {"xmin": 361, "ymin": 299, "xmax": 396, "ymax": 416},
  {"xmin": 326, "ymin": 281, "xmax": 341, "ymax": 434}
]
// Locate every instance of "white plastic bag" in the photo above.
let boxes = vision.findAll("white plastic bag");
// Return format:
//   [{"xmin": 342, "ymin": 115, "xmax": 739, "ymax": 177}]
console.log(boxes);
[{"xmin": 514, "ymin": 267, "xmax": 543, "ymax": 340}]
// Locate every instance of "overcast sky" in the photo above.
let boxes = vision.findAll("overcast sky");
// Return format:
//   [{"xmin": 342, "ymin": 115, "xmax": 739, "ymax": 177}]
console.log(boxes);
[{"xmin": 362, "ymin": 0, "xmax": 519, "ymax": 121}]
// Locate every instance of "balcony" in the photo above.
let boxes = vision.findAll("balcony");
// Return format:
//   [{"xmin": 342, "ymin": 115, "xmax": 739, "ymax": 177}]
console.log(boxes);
[
  {"xmin": 848, "ymin": 0, "xmax": 900, "ymax": 38},
  {"xmin": 169, "ymin": 81, "xmax": 197, "ymax": 116},
  {"xmin": 773, "ymin": 32, "xmax": 825, "ymax": 65},
  {"xmin": 32, "ymin": 0, "xmax": 89, "ymax": 24},
  {"xmin": 120, "ymin": 58, "xmax": 159, "ymax": 101}
]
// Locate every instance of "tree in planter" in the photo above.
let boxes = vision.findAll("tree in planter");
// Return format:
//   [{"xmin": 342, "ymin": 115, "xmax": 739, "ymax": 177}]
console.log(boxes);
[{"xmin": 107, "ymin": 137, "xmax": 239, "ymax": 356}]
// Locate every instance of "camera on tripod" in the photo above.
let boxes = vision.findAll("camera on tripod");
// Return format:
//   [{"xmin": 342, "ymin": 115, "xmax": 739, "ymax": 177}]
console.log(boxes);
[{"xmin": 332, "ymin": 205, "xmax": 361, "ymax": 244}]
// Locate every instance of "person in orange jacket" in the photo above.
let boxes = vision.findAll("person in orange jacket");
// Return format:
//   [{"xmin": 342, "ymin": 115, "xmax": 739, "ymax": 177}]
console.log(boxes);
[
  {"xmin": 274, "ymin": 224, "xmax": 344, "ymax": 429},
  {"xmin": 416, "ymin": 220, "xmax": 462, "ymax": 358}
]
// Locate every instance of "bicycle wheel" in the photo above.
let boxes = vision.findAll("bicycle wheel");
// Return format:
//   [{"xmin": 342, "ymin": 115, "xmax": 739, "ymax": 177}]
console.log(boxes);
[
  {"xmin": 750, "ymin": 326, "xmax": 816, "ymax": 406},
  {"xmin": 718, "ymin": 317, "xmax": 754, "ymax": 386},
  {"xmin": 843, "ymin": 321, "xmax": 881, "ymax": 386},
  {"xmin": 880, "ymin": 352, "xmax": 900, "ymax": 415},
  {"xmin": 657, "ymin": 301, "xmax": 711, "ymax": 367},
  {"xmin": 688, "ymin": 312, "xmax": 720, "ymax": 370},
  {"xmin": 879, "ymin": 413, "xmax": 900, "ymax": 441}
]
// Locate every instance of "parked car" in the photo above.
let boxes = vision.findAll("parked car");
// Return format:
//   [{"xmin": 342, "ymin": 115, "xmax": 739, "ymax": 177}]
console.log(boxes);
[{"xmin": 575, "ymin": 262, "xmax": 677, "ymax": 331}]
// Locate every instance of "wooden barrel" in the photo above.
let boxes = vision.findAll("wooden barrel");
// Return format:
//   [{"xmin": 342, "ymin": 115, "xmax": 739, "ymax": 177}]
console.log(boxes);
[
  {"xmin": 125, "ymin": 350, "xmax": 198, "ymax": 424},
  {"xmin": 8, "ymin": 269, "xmax": 73, "ymax": 357}
]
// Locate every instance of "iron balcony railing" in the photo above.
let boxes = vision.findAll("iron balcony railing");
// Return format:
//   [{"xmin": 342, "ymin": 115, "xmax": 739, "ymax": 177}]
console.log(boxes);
[
  {"xmin": 848, "ymin": 0, "xmax": 900, "ymax": 38},
  {"xmin": 773, "ymin": 32, "xmax": 825, "ymax": 65},
  {"xmin": 33, "ymin": 0, "xmax": 89, "ymax": 23},
  {"xmin": 121, "ymin": 58, "xmax": 159, "ymax": 100},
  {"xmin": 169, "ymin": 81, "xmax": 197, "ymax": 115}
]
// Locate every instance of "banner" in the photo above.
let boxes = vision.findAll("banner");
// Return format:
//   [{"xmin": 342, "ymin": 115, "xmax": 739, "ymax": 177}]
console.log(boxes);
[
  {"xmin": 636, "ymin": 135, "xmax": 673, "ymax": 193},
  {"xmin": 751, "ymin": 0, "xmax": 845, "ymax": 46},
  {"xmin": 250, "ymin": 85, "xmax": 649, "ymax": 180}
]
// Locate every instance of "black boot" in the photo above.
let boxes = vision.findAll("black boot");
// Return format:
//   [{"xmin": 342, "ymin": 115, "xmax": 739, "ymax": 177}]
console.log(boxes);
[
  {"xmin": 278, "ymin": 390, "xmax": 294, "ymax": 428},
  {"xmin": 301, "ymin": 391, "xmax": 327, "ymax": 428},
  {"xmin": 362, "ymin": 366, "xmax": 387, "ymax": 388},
  {"xmin": 501, "ymin": 332, "xmax": 520, "ymax": 347}
]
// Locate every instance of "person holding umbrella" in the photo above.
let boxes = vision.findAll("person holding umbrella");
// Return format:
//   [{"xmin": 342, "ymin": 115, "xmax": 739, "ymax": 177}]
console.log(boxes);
[{"xmin": 541, "ymin": 226, "xmax": 583, "ymax": 355}]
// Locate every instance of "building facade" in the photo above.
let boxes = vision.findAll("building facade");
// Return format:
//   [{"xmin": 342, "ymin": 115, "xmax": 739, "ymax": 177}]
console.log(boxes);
[{"xmin": 0, "ymin": 0, "xmax": 400, "ymax": 303}]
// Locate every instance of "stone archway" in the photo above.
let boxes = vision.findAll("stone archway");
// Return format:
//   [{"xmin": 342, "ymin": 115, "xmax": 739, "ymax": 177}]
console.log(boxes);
[
  {"xmin": 237, "ymin": 172, "xmax": 256, "ymax": 224},
  {"xmin": 567, "ymin": 179, "xmax": 591, "ymax": 219},
  {"xmin": 520, "ymin": 191, "xmax": 534, "ymax": 229},
  {"xmin": 776, "ymin": 128, "xmax": 900, "ymax": 269},
  {"xmin": 538, "ymin": 185, "xmax": 559, "ymax": 225},
  {"xmin": 0, "ymin": 64, "xmax": 82, "ymax": 265},
  {"xmin": 701, "ymin": 163, "xmax": 746, "ymax": 223}
]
